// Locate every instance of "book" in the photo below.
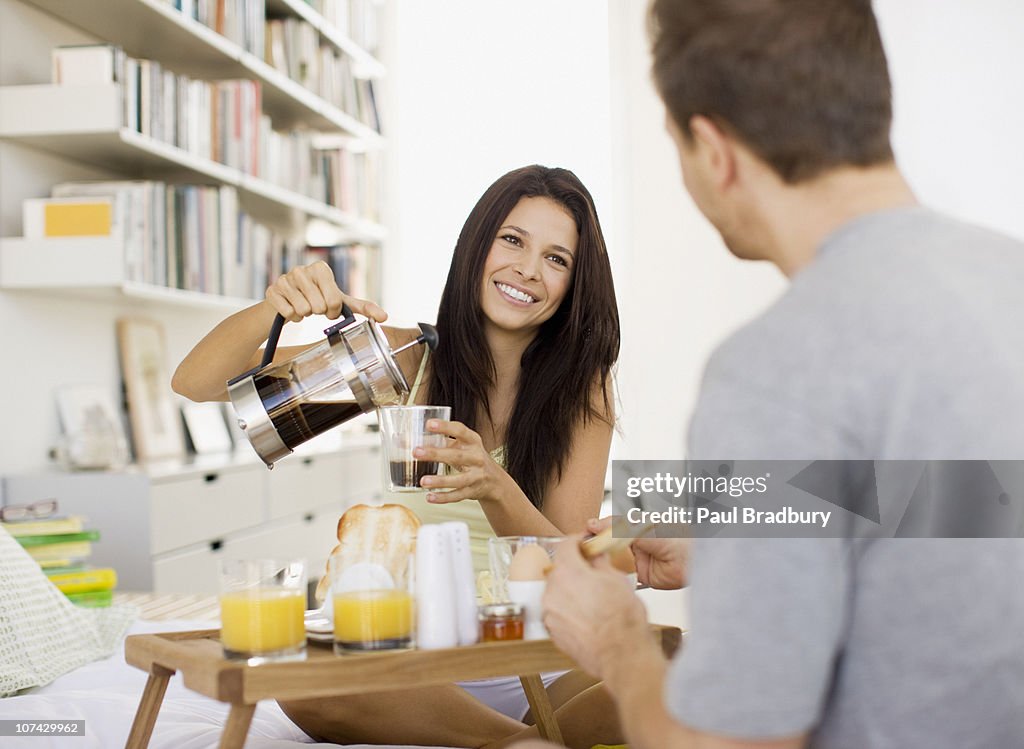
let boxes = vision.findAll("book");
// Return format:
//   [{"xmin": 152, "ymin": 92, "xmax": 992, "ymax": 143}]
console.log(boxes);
[
  {"xmin": 52, "ymin": 43, "xmax": 125, "ymax": 86},
  {"xmin": 14, "ymin": 529, "xmax": 100, "ymax": 548},
  {"xmin": 46, "ymin": 567, "xmax": 117, "ymax": 595},
  {"xmin": 27, "ymin": 541, "xmax": 94, "ymax": 564},
  {"xmin": 65, "ymin": 589, "xmax": 113, "ymax": 608},
  {"xmin": 23, "ymin": 197, "xmax": 114, "ymax": 238},
  {"xmin": 39, "ymin": 563, "xmax": 87, "ymax": 576},
  {"xmin": 0, "ymin": 515, "xmax": 86, "ymax": 538},
  {"xmin": 20, "ymin": 529, "xmax": 99, "ymax": 565}
]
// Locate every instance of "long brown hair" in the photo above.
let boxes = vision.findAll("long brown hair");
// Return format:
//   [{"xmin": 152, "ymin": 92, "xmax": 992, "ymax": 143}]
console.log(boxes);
[{"xmin": 427, "ymin": 165, "xmax": 619, "ymax": 509}]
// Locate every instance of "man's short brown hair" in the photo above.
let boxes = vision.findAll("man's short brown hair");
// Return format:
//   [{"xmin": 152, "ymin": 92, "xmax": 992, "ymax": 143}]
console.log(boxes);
[{"xmin": 649, "ymin": 0, "xmax": 895, "ymax": 183}]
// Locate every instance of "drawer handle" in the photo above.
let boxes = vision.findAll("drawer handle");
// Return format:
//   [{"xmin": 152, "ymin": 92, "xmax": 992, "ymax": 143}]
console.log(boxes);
[
  {"xmin": 303, "ymin": 513, "xmax": 314, "ymax": 523},
  {"xmin": 209, "ymin": 539, "xmax": 224, "ymax": 552},
  {"xmin": 302, "ymin": 457, "xmax": 314, "ymax": 467},
  {"xmin": 204, "ymin": 473, "xmax": 219, "ymax": 483}
]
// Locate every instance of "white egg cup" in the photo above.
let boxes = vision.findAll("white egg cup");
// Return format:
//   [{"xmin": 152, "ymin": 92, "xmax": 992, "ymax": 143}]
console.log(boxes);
[{"xmin": 506, "ymin": 579, "xmax": 547, "ymax": 640}]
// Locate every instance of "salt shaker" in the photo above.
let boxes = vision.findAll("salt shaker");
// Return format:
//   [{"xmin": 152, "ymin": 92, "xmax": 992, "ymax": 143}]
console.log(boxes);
[
  {"xmin": 415, "ymin": 525, "xmax": 458, "ymax": 649},
  {"xmin": 441, "ymin": 522, "xmax": 479, "ymax": 645}
]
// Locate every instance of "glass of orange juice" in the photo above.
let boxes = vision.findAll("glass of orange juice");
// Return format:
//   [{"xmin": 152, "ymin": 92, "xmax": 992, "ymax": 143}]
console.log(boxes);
[
  {"xmin": 219, "ymin": 559, "xmax": 307, "ymax": 664},
  {"xmin": 329, "ymin": 555, "xmax": 414, "ymax": 653}
]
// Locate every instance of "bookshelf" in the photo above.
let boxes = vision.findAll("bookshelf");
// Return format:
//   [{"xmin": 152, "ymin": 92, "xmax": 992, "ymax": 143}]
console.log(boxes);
[
  {"xmin": 0, "ymin": 0, "xmax": 392, "ymax": 594},
  {"xmin": 265, "ymin": 0, "xmax": 386, "ymax": 77},
  {"xmin": 0, "ymin": 237, "xmax": 260, "ymax": 311},
  {"xmin": 0, "ymin": 84, "xmax": 386, "ymax": 239},
  {"xmin": 18, "ymin": 0, "xmax": 384, "ymax": 140}
]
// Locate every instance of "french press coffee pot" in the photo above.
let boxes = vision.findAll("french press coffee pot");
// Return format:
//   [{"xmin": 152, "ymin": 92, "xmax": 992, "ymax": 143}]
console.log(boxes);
[{"xmin": 227, "ymin": 305, "xmax": 438, "ymax": 467}]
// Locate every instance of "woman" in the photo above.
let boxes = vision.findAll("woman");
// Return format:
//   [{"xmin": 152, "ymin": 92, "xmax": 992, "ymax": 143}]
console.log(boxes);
[{"xmin": 172, "ymin": 165, "xmax": 622, "ymax": 747}]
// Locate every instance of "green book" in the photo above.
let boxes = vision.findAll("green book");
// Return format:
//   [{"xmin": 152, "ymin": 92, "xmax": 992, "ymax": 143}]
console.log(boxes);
[
  {"xmin": 65, "ymin": 589, "xmax": 113, "ymax": 608},
  {"xmin": 42, "ymin": 563, "xmax": 88, "ymax": 576},
  {"xmin": 14, "ymin": 529, "xmax": 100, "ymax": 548}
]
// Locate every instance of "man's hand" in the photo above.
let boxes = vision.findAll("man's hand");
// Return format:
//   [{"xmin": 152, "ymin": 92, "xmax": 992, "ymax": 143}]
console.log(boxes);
[
  {"xmin": 633, "ymin": 535, "xmax": 690, "ymax": 590},
  {"xmin": 584, "ymin": 517, "xmax": 690, "ymax": 590},
  {"xmin": 542, "ymin": 534, "xmax": 650, "ymax": 681}
]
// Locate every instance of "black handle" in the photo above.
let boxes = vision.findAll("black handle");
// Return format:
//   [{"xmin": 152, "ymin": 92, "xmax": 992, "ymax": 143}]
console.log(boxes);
[
  {"xmin": 261, "ymin": 302, "xmax": 355, "ymax": 369},
  {"xmin": 417, "ymin": 322, "xmax": 439, "ymax": 351},
  {"xmin": 259, "ymin": 314, "xmax": 287, "ymax": 369}
]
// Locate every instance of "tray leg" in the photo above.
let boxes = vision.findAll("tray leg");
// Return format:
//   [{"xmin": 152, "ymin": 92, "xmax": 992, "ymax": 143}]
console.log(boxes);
[
  {"xmin": 125, "ymin": 664, "xmax": 174, "ymax": 749},
  {"xmin": 218, "ymin": 703, "xmax": 256, "ymax": 749},
  {"xmin": 520, "ymin": 674, "xmax": 564, "ymax": 745}
]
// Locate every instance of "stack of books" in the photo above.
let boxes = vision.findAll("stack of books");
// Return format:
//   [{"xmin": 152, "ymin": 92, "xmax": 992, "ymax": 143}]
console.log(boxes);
[
  {"xmin": 307, "ymin": 0, "xmax": 383, "ymax": 55},
  {"xmin": 29, "ymin": 180, "xmax": 303, "ymax": 298},
  {"xmin": 163, "ymin": 0, "xmax": 265, "ymax": 58},
  {"xmin": 305, "ymin": 241, "xmax": 379, "ymax": 300},
  {"xmin": 1, "ymin": 515, "xmax": 118, "ymax": 608},
  {"xmin": 264, "ymin": 16, "xmax": 381, "ymax": 132},
  {"xmin": 53, "ymin": 45, "xmax": 380, "ymax": 194}
]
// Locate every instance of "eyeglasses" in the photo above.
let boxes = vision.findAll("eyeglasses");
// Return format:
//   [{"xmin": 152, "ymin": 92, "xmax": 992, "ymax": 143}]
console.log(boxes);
[{"xmin": 0, "ymin": 499, "xmax": 59, "ymax": 522}]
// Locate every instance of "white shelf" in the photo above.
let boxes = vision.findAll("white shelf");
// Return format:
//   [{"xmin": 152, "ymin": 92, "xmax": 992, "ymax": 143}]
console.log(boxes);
[
  {"xmin": 265, "ymin": 0, "xmax": 386, "ymax": 78},
  {"xmin": 22, "ymin": 0, "xmax": 384, "ymax": 143},
  {"xmin": 0, "ymin": 236, "xmax": 259, "ymax": 311},
  {"xmin": 0, "ymin": 84, "xmax": 387, "ymax": 240}
]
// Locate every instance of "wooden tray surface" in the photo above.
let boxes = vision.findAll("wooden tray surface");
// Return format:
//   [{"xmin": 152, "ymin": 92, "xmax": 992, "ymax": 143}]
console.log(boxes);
[{"xmin": 124, "ymin": 626, "xmax": 681, "ymax": 705}]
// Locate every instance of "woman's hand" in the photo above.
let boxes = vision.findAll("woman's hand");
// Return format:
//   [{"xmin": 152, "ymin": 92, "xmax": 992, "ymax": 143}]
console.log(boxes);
[
  {"xmin": 415, "ymin": 420, "xmax": 514, "ymax": 506},
  {"xmin": 266, "ymin": 261, "xmax": 387, "ymax": 323}
]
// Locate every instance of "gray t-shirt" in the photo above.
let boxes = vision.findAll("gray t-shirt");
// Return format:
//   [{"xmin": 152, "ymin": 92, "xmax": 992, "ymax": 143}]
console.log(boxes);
[{"xmin": 667, "ymin": 207, "xmax": 1024, "ymax": 747}]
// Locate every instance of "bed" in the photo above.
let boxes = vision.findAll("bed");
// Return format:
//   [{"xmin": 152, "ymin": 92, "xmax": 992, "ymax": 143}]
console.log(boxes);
[
  {"xmin": 0, "ymin": 612, "xmax": 457, "ymax": 749},
  {"xmin": 0, "ymin": 555, "xmax": 452, "ymax": 749}
]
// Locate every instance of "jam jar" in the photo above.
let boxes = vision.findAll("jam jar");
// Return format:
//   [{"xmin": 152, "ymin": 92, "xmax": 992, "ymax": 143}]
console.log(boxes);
[{"xmin": 478, "ymin": 602, "xmax": 525, "ymax": 642}]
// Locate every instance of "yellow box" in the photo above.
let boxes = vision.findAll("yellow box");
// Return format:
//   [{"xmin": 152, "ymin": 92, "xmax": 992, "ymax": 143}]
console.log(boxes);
[{"xmin": 43, "ymin": 201, "xmax": 112, "ymax": 237}]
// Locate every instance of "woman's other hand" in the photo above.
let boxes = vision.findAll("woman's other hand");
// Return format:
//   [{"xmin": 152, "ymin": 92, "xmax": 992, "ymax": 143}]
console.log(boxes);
[
  {"xmin": 414, "ymin": 420, "xmax": 515, "ymax": 506},
  {"xmin": 266, "ymin": 261, "xmax": 388, "ymax": 323}
]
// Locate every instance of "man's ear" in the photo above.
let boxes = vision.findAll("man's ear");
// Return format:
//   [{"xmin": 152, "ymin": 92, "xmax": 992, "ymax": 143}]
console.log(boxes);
[{"xmin": 689, "ymin": 115, "xmax": 737, "ymax": 191}]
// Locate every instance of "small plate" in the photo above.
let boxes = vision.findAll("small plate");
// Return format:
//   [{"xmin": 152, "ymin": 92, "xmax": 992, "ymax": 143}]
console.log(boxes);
[
  {"xmin": 305, "ymin": 606, "xmax": 332, "ymax": 640},
  {"xmin": 307, "ymin": 630, "xmax": 334, "ymax": 644}
]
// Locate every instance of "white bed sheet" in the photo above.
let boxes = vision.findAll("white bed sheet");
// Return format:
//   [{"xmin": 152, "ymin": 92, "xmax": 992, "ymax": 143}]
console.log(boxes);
[{"xmin": 0, "ymin": 618, "xmax": 455, "ymax": 749}]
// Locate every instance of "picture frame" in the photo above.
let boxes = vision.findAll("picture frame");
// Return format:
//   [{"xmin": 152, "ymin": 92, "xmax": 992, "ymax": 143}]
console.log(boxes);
[
  {"xmin": 54, "ymin": 384, "xmax": 130, "ymax": 469},
  {"xmin": 116, "ymin": 317, "xmax": 184, "ymax": 461},
  {"xmin": 181, "ymin": 401, "xmax": 233, "ymax": 455}
]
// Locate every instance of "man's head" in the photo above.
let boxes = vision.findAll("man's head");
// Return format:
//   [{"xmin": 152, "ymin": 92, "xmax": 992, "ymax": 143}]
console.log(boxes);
[{"xmin": 649, "ymin": 0, "xmax": 897, "ymax": 260}]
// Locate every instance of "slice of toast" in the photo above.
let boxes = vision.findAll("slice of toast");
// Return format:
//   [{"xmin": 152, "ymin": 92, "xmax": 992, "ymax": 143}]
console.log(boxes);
[{"xmin": 315, "ymin": 504, "xmax": 421, "ymax": 601}]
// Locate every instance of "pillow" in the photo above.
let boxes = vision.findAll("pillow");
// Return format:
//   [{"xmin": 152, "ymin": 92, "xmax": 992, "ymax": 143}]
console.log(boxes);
[{"xmin": 0, "ymin": 525, "xmax": 135, "ymax": 697}]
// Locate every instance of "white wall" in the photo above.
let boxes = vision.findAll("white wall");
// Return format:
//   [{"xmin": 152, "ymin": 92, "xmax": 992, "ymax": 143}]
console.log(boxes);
[
  {"xmin": 0, "ymin": 0, "xmax": 236, "ymax": 475},
  {"xmin": 3, "ymin": 0, "xmax": 1023, "ymax": 479},
  {"xmin": 607, "ymin": 0, "xmax": 786, "ymax": 461},
  {"xmin": 875, "ymin": 0, "xmax": 1024, "ymax": 241},
  {"xmin": 606, "ymin": 0, "xmax": 1024, "ymax": 465},
  {"xmin": 381, "ymin": 0, "xmax": 614, "ymax": 324}
]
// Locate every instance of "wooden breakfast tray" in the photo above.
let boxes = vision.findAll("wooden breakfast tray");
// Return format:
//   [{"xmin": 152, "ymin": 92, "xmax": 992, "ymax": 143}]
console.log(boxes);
[{"xmin": 124, "ymin": 626, "xmax": 682, "ymax": 749}]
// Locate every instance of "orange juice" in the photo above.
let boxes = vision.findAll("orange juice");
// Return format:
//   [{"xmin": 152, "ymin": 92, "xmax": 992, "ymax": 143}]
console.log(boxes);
[
  {"xmin": 333, "ymin": 589, "xmax": 414, "ymax": 650},
  {"xmin": 220, "ymin": 588, "xmax": 305, "ymax": 654}
]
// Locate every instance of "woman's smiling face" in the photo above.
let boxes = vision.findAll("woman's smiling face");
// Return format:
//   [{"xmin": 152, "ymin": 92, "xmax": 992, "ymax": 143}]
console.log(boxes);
[{"xmin": 479, "ymin": 196, "xmax": 578, "ymax": 338}]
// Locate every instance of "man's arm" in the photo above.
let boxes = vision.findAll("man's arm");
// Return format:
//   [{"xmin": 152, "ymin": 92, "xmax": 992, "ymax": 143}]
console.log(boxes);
[{"xmin": 541, "ymin": 539, "xmax": 808, "ymax": 749}]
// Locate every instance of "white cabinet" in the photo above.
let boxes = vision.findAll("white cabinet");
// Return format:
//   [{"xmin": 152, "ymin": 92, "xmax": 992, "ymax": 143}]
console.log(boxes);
[
  {"xmin": 1, "ymin": 443, "xmax": 381, "ymax": 595},
  {"xmin": 150, "ymin": 468, "xmax": 264, "ymax": 554}
]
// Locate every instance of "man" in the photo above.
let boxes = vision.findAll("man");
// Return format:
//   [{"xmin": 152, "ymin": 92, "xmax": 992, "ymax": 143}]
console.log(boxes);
[{"xmin": 523, "ymin": 1, "xmax": 1024, "ymax": 748}]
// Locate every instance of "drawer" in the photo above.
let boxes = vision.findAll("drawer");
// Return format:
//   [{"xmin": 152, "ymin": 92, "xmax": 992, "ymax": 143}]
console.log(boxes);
[
  {"xmin": 338, "ymin": 446, "xmax": 383, "ymax": 502},
  {"xmin": 153, "ymin": 543, "xmax": 221, "ymax": 595},
  {"xmin": 153, "ymin": 518, "xmax": 329, "ymax": 596},
  {"xmin": 220, "ymin": 519, "xmax": 312, "ymax": 561},
  {"xmin": 267, "ymin": 453, "xmax": 344, "ymax": 520},
  {"xmin": 150, "ymin": 468, "xmax": 264, "ymax": 554},
  {"xmin": 305, "ymin": 504, "xmax": 348, "ymax": 586}
]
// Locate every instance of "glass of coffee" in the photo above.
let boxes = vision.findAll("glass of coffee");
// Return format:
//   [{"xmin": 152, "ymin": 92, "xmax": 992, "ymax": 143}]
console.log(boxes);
[{"xmin": 378, "ymin": 405, "xmax": 451, "ymax": 492}]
